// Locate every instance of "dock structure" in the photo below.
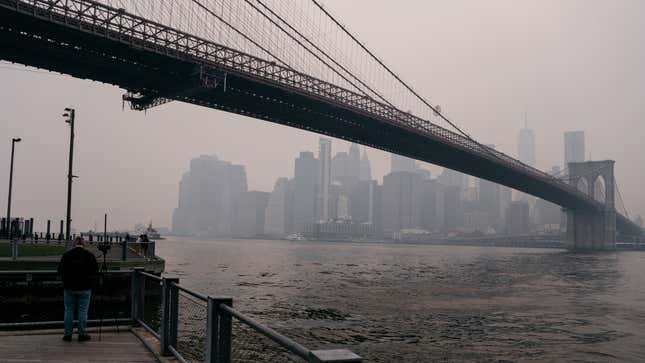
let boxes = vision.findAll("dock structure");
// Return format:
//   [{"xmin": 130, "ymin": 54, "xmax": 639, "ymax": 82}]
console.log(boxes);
[
  {"xmin": 0, "ymin": 328, "xmax": 165, "ymax": 363},
  {"xmin": 0, "ymin": 269, "xmax": 362, "ymax": 363}
]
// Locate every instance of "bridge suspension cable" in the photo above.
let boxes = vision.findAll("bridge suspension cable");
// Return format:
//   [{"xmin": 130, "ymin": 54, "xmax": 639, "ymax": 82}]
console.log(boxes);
[
  {"xmin": 244, "ymin": 0, "xmax": 398, "ymax": 108},
  {"xmin": 310, "ymin": 0, "xmax": 472, "ymax": 141},
  {"xmin": 189, "ymin": 0, "xmax": 293, "ymax": 70}
]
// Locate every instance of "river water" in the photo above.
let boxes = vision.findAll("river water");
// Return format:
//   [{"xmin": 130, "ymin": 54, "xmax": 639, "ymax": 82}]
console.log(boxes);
[{"xmin": 156, "ymin": 238, "xmax": 645, "ymax": 362}]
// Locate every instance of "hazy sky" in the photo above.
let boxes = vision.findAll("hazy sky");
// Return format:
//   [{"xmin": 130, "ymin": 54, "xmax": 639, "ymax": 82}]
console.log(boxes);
[{"xmin": 1, "ymin": 0, "xmax": 644, "ymax": 231}]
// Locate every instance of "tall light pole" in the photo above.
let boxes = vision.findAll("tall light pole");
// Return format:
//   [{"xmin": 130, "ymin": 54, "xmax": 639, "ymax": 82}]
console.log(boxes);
[
  {"xmin": 6, "ymin": 137, "xmax": 21, "ymax": 240},
  {"xmin": 63, "ymin": 108, "xmax": 76, "ymax": 241}
]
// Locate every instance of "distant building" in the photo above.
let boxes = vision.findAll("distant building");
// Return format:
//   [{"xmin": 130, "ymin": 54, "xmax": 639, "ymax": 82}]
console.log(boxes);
[
  {"xmin": 442, "ymin": 185, "xmax": 462, "ymax": 232},
  {"xmin": 327, "ymin": 182, "xmax": 344, "ymax": 220},
  {"xmin": 293, "ymin": 151, "xmax": 317, "ymax": 232},
  {"xmin": 390, "ymin": 153, "xmax": 416, "ymax": 173},
  {"xmin": 359, "ymin": 150, "xmax": 372, "ymax": 181},
  {"xmin": 518, "ymin": 127, "xmax": 536, "ymax": 167},
  {"xmin": 264, "ymin": 178, "xmax": 293, "ymax": 236},
  {"xmin": 348, "ymin": 143, "xmax": 361, "ymax": 181},
  {"xmin": 564, "ymin": 131, "xmax": 585, "ymax": 165},
  {"xmin": 419, "ymin": 180, "xmax": 444, "ymax": 232},
  {"xmin": 382, "ymin": 171, "xmax": 422, "ymax": 235},
  {"xmin": 233, "ymin": 191, "xmax": 270, "ymax": 237},
  {"xmin": 305, "ymin": 220, "xmax": 378, "ymax": 240},
  {"xmin": 535, "ymin": 198, "xmax": 561, "ymax": 228},
  {"xmin": 350, "ymin": 180, "xmax": 382, "ymax": 235},
  {"xmin": 506, "ymin": 200, "xmax": 530, "ymax": 235},
  {"xmin": 478, "ymin": 176, "xmax": 501, "ymax": 230},
  {"xmin": 463, "ymin": 209, "xmax": 491, "ymax": 233},
  {"xmin": 316, "ymin": 138, "xmax": 332, "ymax": 221},
  {"xmin": 172, "ymin": 155, "xmax": 247, "ymax": 236},
  {"xmin": 499, "ymin": 186, "xmax": 512, "ymax": 223},
  {"xmin": 438, "ymin": 168, "xmax": 469, "ymax": 192},
  {"xmin": 331, "ymin": 152, "xmax": 349, "ymax": 183}
]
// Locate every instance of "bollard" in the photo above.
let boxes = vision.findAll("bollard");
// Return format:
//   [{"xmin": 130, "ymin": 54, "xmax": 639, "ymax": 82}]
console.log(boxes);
[
  {"xmin": 122, "ymin": 239, "xmax": 127, "ymax": 261},
  {"xmin": 206, "ymin": 297, "xmax": 233, "ymax": 363}
]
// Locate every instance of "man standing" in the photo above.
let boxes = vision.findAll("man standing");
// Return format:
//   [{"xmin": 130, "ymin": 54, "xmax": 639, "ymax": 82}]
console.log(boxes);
[{"xmin": 57, "ymin": 237, "xmax": 98, "ymax": 342}]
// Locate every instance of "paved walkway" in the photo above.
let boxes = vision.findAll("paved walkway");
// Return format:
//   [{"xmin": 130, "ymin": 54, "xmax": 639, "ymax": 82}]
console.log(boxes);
[{"xmin": 0, "ymin": 330, "xmax": 158, "ymax": 362}]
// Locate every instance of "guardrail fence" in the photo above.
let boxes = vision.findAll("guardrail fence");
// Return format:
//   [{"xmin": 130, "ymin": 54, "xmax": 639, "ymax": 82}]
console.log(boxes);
[
  {"xmin": 0, "ymin": 239, "xmax": 156, "ymax": 261},
  {"xmin": 0, "ymin": 268, "xmax": 362, "ymax": 362},
  {"xmin": 130, "ymin": 269, "xmax": 362, "ymax": 363}
]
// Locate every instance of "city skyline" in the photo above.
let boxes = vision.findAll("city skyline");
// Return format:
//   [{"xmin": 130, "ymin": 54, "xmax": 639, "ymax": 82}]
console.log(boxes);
[{"xmin": 2, "ymin": 1, "xmax": 644, "ymax": 231}]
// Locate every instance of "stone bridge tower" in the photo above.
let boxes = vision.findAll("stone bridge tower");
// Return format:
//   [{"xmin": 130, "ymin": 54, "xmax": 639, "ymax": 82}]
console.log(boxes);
[{"xmin": 565, "ymin": 160, "xmax": 616, "ymax": 250}]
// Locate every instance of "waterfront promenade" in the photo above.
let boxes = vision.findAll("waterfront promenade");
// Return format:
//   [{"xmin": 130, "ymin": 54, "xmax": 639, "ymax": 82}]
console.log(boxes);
[{"xmin": 0, "ymin": 327, "xmax": 171, "ymax": 363}]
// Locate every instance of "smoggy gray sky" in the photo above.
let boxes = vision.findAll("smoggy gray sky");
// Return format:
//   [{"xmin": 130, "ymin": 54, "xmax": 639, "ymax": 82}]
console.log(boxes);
[{"xmin": 1, "ymin": 0, "xmax": 644, "ymax": 231}]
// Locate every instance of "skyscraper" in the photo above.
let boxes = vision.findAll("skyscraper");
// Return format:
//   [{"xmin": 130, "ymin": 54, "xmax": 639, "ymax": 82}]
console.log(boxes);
[
  {"xmin": 293, "ymin": 151, "xmax": 317, "ymax": 232},
  {"xmin": 350, "ymin": 180, "xmax": 380, "ymax": 227},
  {"xmin": 348, "ymin": 143, "xmax": 361, "ymax": 180},
  {"xmin": 442, "ymin": 185, "xmax": 462, "ymax": 232},
  {"xmin": 232, "ymin": 191, "xmax": 270, "ymax": 237},
  {"xmin": 382, "ymin": 171, "xmax": 422, "ymax": 234},
  {"xmin": 316, "ymin": 138, "xmax": 332, "ymax": 221},
  {"xmin": 518, "ymin": 127, "xmax": 536, "ymax": 167},
  {"xmin": 390, "ymin": 153, "xmax": 416, "ymax": 173},
  {"xmin": 506, "ymin": 200, "xmax": 530, "ymax": 235},
  {"xmin": 419, "ymin": 179, "xmax": 444, "ymax": 232},
  {"xmin": 264, "ymin": 177, "xmax": 293, "ymax": 236},
  {"xmin": 359, "ymin": 150, "xmax": 372, "ymax": 181},
  {"xmin": 172, "ymin": 155, "xmax": 247, "ymax": 236},
  {"xmin": 331, "ymin": 152, "xmax": 349, "ymax": 183},
  {"xmin": 564, "ymin": 131, "xmax": 585, "ymax": 165}
]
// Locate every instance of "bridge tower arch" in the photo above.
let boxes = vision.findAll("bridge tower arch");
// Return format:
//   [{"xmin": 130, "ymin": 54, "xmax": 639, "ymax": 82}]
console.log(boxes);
[{"xmin": 565, "ymin": 160, "xmax": 616, "ymax": 251}]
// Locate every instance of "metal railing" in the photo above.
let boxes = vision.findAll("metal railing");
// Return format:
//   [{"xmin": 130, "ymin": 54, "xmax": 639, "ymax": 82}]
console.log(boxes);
[
  {"xmin": 132, "ymin": 269, "xmax": 362, "ymax": 363},
  {"xmin": 0, "ymin": 268, "xmax": 361, "ymax": 361},
  {"xmin": 0, "ymin": 270, "xmax": 132, "ymax": 327},
  {"xmin": 0, "ymin": 239, "xmax": 156, "ymax": 261}
]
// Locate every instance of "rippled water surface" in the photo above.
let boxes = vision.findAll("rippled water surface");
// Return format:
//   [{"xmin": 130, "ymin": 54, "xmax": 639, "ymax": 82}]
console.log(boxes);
[{"xmin": 156, "ymin": 238, "xmax": 645, "ymax": 362}]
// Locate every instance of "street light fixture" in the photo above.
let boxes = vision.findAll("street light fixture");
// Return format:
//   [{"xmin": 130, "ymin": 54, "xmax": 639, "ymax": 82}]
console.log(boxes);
[
  {"xmin": 6, "ymin": 137, "xmax": 21, "ymax": 240},
  {"xmin": 63, "ymin": 108, "xmax": 75, "ymax": 241}
]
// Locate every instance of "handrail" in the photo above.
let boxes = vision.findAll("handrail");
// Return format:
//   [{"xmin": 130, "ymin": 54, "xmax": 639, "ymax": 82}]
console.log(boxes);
[
  {"xmin": 140, "ymin": 271, "xmax": 162, "ymax": 281},
  {"xmin": 219, "ymin": 303, "xmax": 311, "ymax": 360},
  {"xmin": 172, "ymin": 282, "xmax": 208, "ymax": 302},
  {"xmin": 0, "ymin": 269, "xmax": 131, "ymax": 275}
]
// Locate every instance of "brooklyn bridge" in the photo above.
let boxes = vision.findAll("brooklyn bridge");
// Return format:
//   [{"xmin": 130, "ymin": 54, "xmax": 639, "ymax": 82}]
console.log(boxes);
[{"xmin": 0, "ymin": 0, "xmax": 641, "ymax": 250}]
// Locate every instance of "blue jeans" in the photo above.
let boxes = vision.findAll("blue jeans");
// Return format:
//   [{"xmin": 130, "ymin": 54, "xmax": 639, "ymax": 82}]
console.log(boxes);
[{"xmin": 64, "ymin": 289, "xmax": 92, "ymax": 336}]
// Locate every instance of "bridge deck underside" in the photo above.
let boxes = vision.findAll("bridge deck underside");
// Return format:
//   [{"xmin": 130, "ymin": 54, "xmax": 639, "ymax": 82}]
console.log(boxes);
[{"xmin": 0, "ymin": 4, "xmax": 640, "ymax": 236}]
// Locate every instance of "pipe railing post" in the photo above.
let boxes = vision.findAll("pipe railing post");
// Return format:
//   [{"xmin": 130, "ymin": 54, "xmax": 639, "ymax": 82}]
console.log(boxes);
[
  {"xmin": 130, "ymin": 267, "xmax": 144, "ymax": 325},
  {"xmin": 160, "ymin": 277, "xmax": 179, "ymax": 356},
  {"xmin": 206, "ymin": 297, "xmax": 233, "ymax": 363},
  {"xmin": 11, "ymin": 238, "xmax": 18, "ymax": 260},
  {"xmin": 121, "ymin": 239, "xmax": 127, "ymax": 261}
]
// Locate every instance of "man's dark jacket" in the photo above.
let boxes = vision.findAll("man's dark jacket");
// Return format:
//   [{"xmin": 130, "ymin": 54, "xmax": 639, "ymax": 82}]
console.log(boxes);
[{"xmin": 57, "ymin": 247, "xmax": 99, "ymax": 291}]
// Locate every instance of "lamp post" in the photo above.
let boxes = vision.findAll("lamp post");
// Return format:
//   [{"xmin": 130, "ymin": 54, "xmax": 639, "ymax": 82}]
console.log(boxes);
[
  {"xmin": 6, "ymin": 137, "xmax": 21, "ymax": 240},
  {"xmin": 63, "ymin": 108, "xmax": 76, "ymax": 241}
]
